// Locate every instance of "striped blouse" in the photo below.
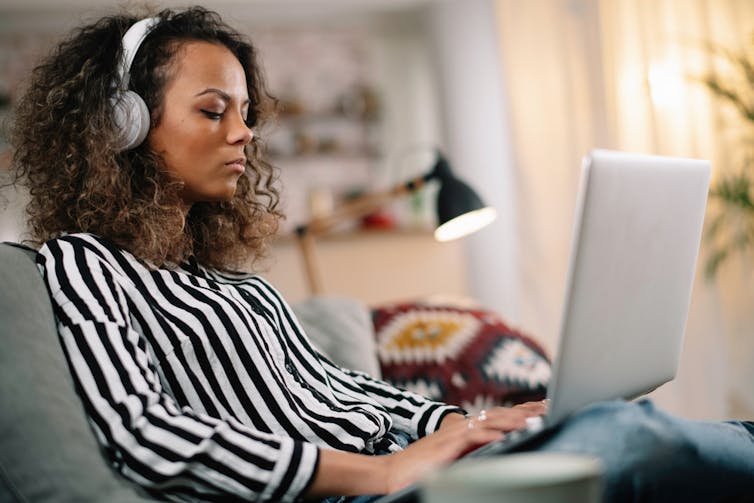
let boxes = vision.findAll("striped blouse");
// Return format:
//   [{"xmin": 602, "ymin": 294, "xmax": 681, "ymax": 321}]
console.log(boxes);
[{"xmin": 37, "ymin": 233, "xmax": 461, "ymax": 502}]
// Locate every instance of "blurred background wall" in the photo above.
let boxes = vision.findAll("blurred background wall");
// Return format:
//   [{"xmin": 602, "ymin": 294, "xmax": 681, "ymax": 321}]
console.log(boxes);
[{"xmin": 2, "ymin": 0, "xmax": 753, "ymax": 421}]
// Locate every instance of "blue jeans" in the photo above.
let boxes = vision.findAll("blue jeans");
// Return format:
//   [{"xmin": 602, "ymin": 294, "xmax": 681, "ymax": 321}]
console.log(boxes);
[
  {"xmin": 528, "ymin": 399, "xmax": 754, "ymax": 502},
  {"xmin": 321, "ymin": 400, "xmax": 754, "ymax": 502}
]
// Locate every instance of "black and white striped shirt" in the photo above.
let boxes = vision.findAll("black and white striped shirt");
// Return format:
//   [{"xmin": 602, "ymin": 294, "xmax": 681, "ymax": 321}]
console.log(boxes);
[{"xmin": 38, "ymin": 233, "xmax": 461, "ymax": 502}]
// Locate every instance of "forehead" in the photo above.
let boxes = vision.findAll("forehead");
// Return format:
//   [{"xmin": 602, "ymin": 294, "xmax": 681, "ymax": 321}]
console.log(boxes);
[{"xmin": 165, "ymin": 40, "xmax": 248, "ymax": 94}]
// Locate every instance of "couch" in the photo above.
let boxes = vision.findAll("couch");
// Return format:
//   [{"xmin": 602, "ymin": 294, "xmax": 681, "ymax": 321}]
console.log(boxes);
[{"xmin": 0, "ymin": 242, "xmax": 550, "ymax": 502}]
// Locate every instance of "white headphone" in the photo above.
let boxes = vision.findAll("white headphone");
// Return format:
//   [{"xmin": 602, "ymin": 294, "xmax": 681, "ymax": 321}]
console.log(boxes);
[{"xmin": 111, "ymin": 17, "xmax": 160, "ymax": 151}]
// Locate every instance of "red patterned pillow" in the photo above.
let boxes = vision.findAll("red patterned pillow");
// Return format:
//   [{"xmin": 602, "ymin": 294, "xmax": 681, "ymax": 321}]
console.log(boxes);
[{"xmin": 371, "ymin": 302, "xmax": 550, "ymax": 412}]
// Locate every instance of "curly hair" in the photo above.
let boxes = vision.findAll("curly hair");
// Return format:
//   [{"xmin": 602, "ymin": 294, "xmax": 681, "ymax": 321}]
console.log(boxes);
[{"xmin": 9, "ymin": 6, "xmax": 282, "ymax": 271}]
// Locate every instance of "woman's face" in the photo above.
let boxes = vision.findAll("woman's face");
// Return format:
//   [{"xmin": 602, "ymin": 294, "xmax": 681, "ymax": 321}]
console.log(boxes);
[{"xmin": 148, "ymin": 41, "xmax": 253, "ymax": 208}]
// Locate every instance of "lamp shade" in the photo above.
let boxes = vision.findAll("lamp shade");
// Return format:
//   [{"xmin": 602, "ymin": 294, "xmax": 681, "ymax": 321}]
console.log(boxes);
[{"xmin": 430, "ymin": 154, "xmax": 497, "ymax": 241}]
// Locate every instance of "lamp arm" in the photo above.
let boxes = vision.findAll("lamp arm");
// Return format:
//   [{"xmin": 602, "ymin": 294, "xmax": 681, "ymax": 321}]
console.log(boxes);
[
  {"xmin": 292, "ymin": 150, "xmax": 491, "ymax": 295},
  {"xmin": 295, "ymin": 171, "xmax": 434, "ymax": 238},
  {"xmin": 294, "ymin": 170, "xmax": 435, "ymax": 296}
]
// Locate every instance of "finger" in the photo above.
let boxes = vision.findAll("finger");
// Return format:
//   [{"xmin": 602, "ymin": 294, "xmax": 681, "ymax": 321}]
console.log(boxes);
[
  {"xmin": 476, "ymin": 411, "xmax": 530, "ymax": 432},
  {"xmin": 468, "ymin": 429, "xmax": 505, "ymax": 448},
  {"xmin": 511, "ymin": 401, "xmax": 548, "ymax": 415},
  {"xmin": 461, "ymin": 422, "xmax": 505, "ymax": 449},
  {"xmin": 461, "ymin": 414, "xmax": 513, "ymax": 436},
  {"xmin": 512, "ymin": 400, "xmax": 546, "ymax": 410}
]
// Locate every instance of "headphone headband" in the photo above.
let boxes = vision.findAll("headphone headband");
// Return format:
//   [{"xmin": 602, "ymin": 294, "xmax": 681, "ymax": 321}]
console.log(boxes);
[
  {"xmin": 116, "ymin": 17, "xmax": 160, "ymax": 90},
  {"xmin": 111, "ymin": 17, "xmax": 160, "ymax": 152}
]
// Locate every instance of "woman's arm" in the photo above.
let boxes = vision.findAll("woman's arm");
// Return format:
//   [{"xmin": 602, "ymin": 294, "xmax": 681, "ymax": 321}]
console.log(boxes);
[
  {"xmin": 307, "ymin": 402, "xmax": 546, "ymax": 497},
  {"xmin": 323, "ymin": 363, "xmax": 465, "ymax": 438},
  {"xmin": 39, "ymin": 236, "xmax": 318, "ymax": 502}
]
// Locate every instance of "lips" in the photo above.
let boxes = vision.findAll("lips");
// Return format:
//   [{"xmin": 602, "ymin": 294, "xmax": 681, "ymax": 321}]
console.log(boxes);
[{"xmin": 225, "ymin": 158, "xmax": 246, "ymax": 172}]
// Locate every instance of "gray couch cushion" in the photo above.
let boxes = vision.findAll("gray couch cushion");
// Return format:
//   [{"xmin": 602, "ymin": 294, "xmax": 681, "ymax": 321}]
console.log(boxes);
[
  {"xmin": 292, "ymin": 295, "xmax": 381, "ymax": 379},
  {"xmin": 0, "ymin": 243, "xmax": 158, "ymax": 502}
]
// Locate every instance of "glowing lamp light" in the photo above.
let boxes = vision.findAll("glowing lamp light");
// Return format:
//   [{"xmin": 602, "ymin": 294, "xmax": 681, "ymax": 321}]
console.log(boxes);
[{"xmin": 435, "ymin": 207, "xmax": 498, "ymax": 242}]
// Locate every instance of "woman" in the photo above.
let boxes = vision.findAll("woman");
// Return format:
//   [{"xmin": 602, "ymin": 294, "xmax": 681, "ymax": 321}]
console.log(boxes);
[
  {"xmin": 9, "ymin": 6, "xmax": 545, "ymax": 501},
  {"xmin": 9, "ymin": 6, "xmax": 754, "ymax": 503}
]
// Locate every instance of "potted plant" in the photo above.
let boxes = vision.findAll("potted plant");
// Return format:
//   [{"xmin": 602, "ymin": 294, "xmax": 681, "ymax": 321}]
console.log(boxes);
[{"xmin": 699, "ymin": 43, "xmax": 754, "ymax": 277}]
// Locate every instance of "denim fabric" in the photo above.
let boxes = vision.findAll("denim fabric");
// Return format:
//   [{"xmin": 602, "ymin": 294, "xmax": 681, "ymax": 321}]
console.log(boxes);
[
  {"xmin": 527, "ymin": 399, "xmax": 754, "ymax": 502},
  {"xmin": 319, "ymin": 430, "xmax": 412, "ymax": 503}
]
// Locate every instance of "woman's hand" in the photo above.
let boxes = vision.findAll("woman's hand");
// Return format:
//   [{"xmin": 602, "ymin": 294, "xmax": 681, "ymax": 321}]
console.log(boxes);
[
  {"xmin": 438, "ymin": 400, "xmax": 548, "ymax": 432},
  {"xmin": 382, "ymin": 400, "xmax": 548, "ymax": 494},
  {"xmin": 308, "ymin": 401, "xmax": 548, "ymax": 498}
]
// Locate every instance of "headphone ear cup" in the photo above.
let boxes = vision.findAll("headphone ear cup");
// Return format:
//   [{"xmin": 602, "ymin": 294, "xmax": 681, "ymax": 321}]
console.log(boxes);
[{"xmin": 111, "ymin": 90, "xmax": 150, "ymax": 151}]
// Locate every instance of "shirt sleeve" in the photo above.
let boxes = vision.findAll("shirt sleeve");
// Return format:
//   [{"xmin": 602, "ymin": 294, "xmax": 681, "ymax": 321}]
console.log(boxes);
[
  {"xmin": 38, "ymin": 238, "xmax": 319, "ymax": 502},
  {"xmin": 320, "ymin": 358, "xmax": 466, "ymax": 439}
]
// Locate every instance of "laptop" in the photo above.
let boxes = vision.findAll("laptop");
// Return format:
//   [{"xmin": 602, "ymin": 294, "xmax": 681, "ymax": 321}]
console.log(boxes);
[{"xmin": 375, "ymin": 149, "xmax": 711, "ymax": 503}]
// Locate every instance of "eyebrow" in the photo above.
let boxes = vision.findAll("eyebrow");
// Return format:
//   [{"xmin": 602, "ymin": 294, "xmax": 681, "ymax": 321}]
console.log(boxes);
[{"xmin": 195, "ymin": 88, "xmax": 250, "ymax": 105}]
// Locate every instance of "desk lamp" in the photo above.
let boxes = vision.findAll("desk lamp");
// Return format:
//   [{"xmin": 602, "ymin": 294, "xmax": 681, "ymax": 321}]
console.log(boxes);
[{"xmin": 295, "ymin": 150, "xmax": 497, "ymax": 294}]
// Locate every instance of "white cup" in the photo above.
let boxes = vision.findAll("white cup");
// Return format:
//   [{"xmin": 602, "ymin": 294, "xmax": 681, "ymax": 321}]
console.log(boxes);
[{"xmin": 420, "ymin": 452, "xmax": 604, "ymax": 503}]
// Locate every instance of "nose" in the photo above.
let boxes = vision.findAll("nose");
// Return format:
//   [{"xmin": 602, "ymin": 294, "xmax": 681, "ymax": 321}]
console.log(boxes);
[{"xmin": 227, "ymin": 112, "xmax": 254, "ymax": 146}]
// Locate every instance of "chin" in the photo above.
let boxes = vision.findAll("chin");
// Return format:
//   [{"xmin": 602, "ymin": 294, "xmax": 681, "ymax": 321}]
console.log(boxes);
[{"xmin": 211, "ymin": 185, "xmax": 239, "ymax": 203}]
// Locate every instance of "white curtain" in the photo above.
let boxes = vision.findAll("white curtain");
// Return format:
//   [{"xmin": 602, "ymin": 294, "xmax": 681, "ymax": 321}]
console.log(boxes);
[{"xmin": 496, "ymin": 0, "xmax": 754, "ymax": 420}]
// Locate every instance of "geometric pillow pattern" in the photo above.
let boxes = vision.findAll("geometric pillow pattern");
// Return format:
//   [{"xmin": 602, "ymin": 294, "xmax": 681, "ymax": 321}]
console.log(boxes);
[{"xmin": 372, "ymin": 302, "xmax": 551, "ymax": 413}]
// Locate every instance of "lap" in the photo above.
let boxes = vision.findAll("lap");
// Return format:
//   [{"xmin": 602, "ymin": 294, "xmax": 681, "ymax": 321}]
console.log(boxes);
[{"xmin": 526, "ymin": 399, "xmax": 754, "ymax": 502}]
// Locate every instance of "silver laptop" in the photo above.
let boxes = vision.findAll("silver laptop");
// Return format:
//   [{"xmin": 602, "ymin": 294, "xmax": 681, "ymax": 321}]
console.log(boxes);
[{"xmin": 376, "ymin": 149, "xmax": 711, "ymax": 502}]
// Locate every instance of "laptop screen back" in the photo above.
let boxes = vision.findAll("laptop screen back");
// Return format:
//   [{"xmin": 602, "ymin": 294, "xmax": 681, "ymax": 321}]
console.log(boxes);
[{"xmin": 546, "ymin": 150, "xmax": 711, "ymax": 423}]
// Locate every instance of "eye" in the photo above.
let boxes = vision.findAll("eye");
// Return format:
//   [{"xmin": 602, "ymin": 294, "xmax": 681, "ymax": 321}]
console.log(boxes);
[{"xmin": 201, "ymin": 110, "xmax": 223, "ymax": 120}]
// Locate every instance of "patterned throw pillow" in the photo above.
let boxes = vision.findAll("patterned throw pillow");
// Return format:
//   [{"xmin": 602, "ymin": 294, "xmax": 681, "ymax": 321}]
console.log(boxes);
[{"xmin": 372, "ymin": 302, "xmax": 551, "ymax": 413}]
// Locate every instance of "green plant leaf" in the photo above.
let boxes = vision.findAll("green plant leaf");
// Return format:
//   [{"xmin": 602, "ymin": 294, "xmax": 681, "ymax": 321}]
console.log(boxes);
[{"xmin": 696, "ymin": 37, "xmax": 754, "ymax": 276}]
